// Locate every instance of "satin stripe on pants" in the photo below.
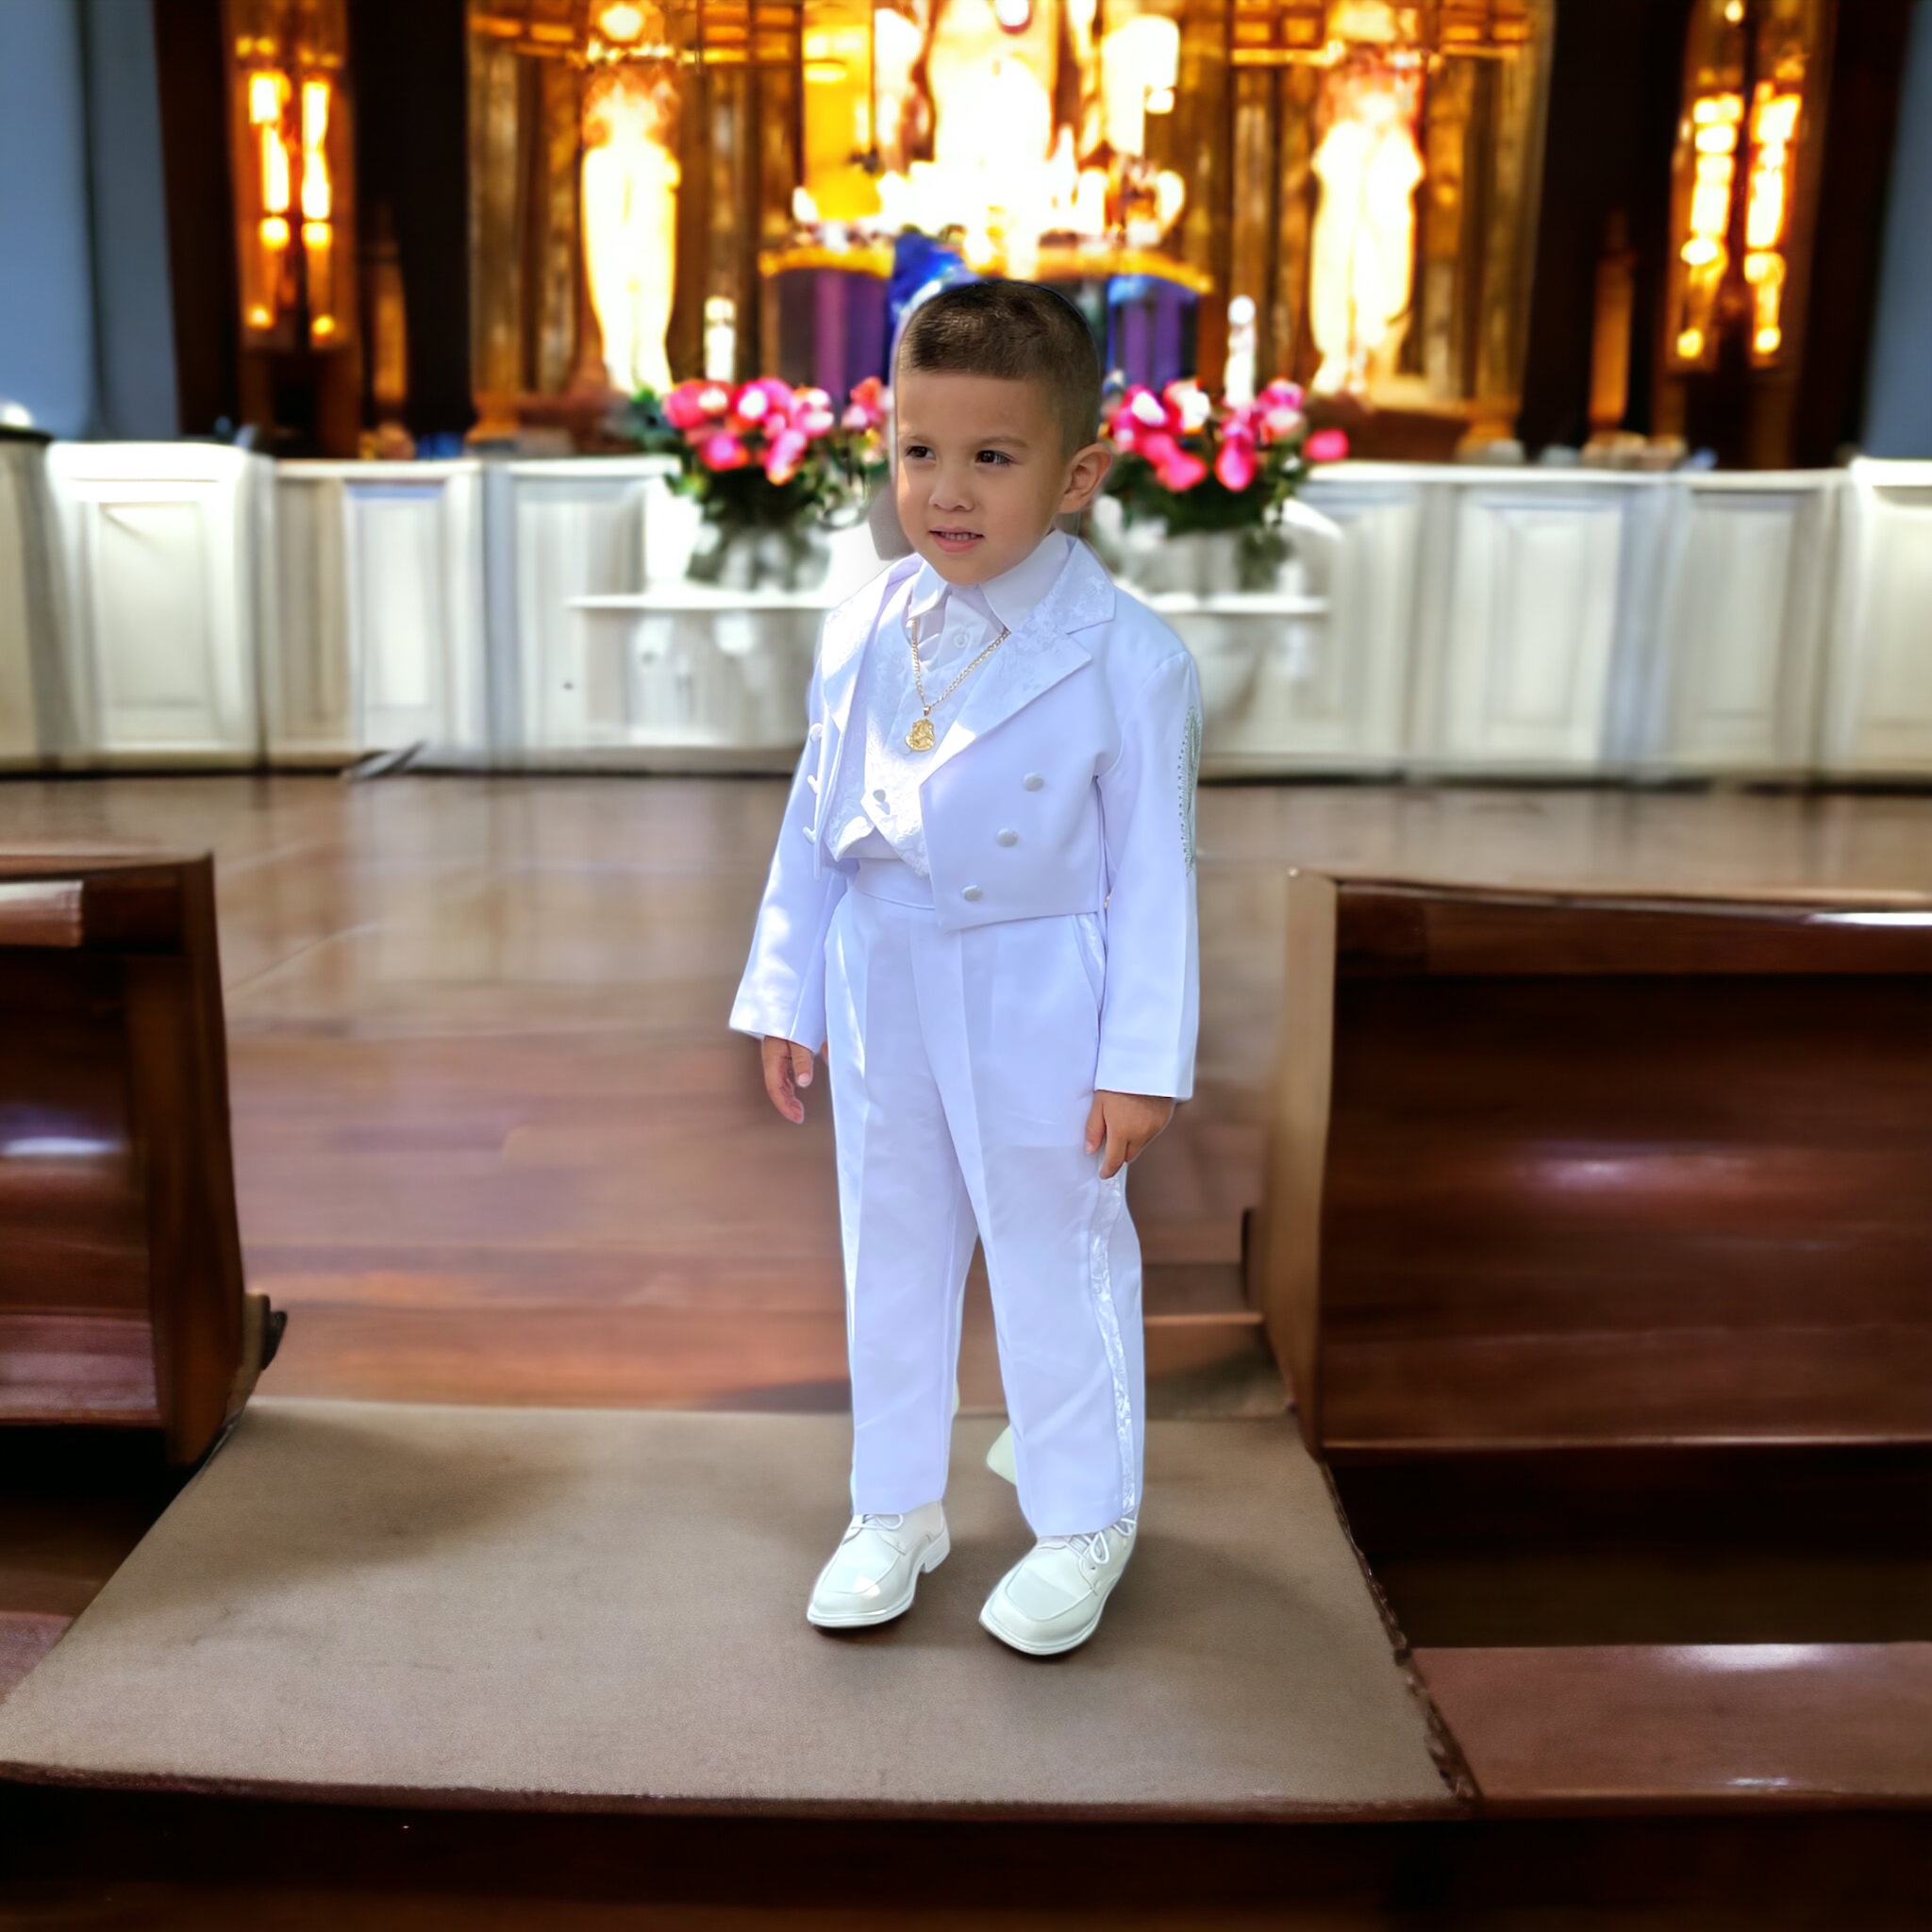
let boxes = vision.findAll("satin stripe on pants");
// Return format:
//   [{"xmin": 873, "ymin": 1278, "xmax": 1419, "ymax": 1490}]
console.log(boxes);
[{"xmin": 824, "ymin": 879, "xmax": 1144, "ymax": 1539}]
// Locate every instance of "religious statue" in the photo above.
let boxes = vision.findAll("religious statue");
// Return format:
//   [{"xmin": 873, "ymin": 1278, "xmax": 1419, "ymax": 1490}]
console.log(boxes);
[
  {"xmin": 581, "ymin": 65, "xmax": 682, "ymax": 396},
  {"xmin": 1307, "ymin": 59, "xmax": 1424, "ymax": 396},
  {"xmin": 863, "ymin": 0, "xmax": 1182, "ymax": 270}
]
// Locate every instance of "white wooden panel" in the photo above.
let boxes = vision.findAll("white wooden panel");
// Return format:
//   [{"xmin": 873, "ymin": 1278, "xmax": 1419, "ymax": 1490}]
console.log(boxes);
[
  {"xmin": 269, "ymin": 474, "xmax": 353, "ymax": 760},
  {"xmin": 1650, "ymin": 478, "xmax": 1834, "ymax": 774},
  {"xmin": 513, "ymin": 473, "xmax": 655, "ymax": 749},
  {"xmin": 1824, "ymin": 461, "xmax": 1932, "ymax": 774},
  {"xmin": 345, "ymin": 475, "xmax": 486, "ymax": 753},
  {"xmin": 94, "ymin": 501, "xmax": 216, "ymax": 733},
  {"xmin": 45, "ymin": 443, "xmax": 263, "ymax": 761},
  {"xmin": 605, "ymin": 607, "xmax": 820, "ymax": 747},
  {"xmin": 1226, "ymin": 480, "xmax": 1419, "ymax": 764},
  {"xmin": 1423, "ymin": 483, "xmax": 1632, "ymax": 770},
  {"xmin": 272, "ymin": 462, "xmax": 486, "ymax": 761}
]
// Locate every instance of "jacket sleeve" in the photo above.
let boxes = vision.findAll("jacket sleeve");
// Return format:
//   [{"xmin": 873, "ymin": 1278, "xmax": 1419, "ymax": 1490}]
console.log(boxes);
[
  {"xmin": 1093, "ymin": 646, "xmax": 1202, "ymax": 1100},
  {"xmin": 727, "ymin": 670, "xmax": 848, "ymax": 1054}
]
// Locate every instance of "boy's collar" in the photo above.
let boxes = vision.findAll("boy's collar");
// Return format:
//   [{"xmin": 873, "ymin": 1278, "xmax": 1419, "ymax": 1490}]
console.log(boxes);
[
  {"xmin": 818, "ymin": 537, "xmax": 1114, "ymax": 747},
  {"xmin": 906, "ymin": 530, "xmax": 1074, "ymax": 636}
]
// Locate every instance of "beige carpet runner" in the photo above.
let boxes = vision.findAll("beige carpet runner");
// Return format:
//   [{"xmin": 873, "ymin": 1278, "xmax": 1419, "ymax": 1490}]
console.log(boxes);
[{"xmin": 0, "ymin": 1401, "xmax": 1451, "ymax": 1815}]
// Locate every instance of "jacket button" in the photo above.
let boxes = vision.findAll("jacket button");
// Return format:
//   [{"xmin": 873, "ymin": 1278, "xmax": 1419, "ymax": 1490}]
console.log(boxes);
[
  {"xmin": 873, "ymin": 787, "xmax": 888, "ymax": 804},
  {"xmin": 961, "ymin": 885, "xmax": 984, "ymax": 902},
  {"xmin": 808, "ymin": 722, "xmax": 824, "ymax": 741},
  {"xmin": 996, "ymin": 828, "xmax": 1018, "ymax": 846},
  {"xmin": 1023, "ymin": 773, "xmax": 1044, "ymax": 791}
]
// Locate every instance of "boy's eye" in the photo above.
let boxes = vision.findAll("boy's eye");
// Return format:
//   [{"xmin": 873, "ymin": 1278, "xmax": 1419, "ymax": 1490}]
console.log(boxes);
[
  {"xmin": 901, "ymin": 442, "xmax": 933, "ymax": 461},
  {"xmin": 975, "ymin": 449, "xmax": 1013, "ymax": 466}
]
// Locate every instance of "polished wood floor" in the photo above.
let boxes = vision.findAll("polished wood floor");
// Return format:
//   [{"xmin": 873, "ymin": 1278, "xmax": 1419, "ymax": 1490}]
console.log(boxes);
[
  {"xmin": 7, "ymin": 773, "xmax": 1932, "ymax": 1420},
  {"xmin": 9, "ymin": 775, "xmax": 1932, "ymax": 1926}
]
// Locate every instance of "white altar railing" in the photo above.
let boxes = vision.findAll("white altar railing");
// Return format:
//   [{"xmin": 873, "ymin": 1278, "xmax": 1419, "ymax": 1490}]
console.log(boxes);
[{"xmin": 7, "ymin": 443, "xmax": 1930, "ymax": 780}]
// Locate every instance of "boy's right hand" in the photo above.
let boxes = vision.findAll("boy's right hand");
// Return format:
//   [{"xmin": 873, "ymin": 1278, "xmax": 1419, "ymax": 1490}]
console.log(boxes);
[{"xmin": 760, "ymin": 1036, "xmax": 816, "ymax": 1124}]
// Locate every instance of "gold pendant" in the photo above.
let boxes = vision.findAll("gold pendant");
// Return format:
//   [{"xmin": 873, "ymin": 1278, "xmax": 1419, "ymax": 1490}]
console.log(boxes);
[{"xmin": 906, "ymin": 717, "xmax": 937, "ymax": 752}]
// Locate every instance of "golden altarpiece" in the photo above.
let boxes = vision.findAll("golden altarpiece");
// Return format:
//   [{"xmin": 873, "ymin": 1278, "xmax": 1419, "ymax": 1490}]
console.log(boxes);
[
  {"xmin": 1654, "ymin": 0, "xmax": 1835, "ymax": 468},
  {"xmin": 465, "ymin": 0, "xmax": 1555, "ymax": 451}
]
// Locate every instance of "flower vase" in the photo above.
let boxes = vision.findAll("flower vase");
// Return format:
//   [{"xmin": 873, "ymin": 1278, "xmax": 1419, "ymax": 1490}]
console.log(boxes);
[
  {"xmin": 688, "ymin": 522, "xmax": 830, "ymax": 593},
  {"xmin": 1237, "ymin": 525, "xmax": 1295, "ymax": 594},
  {"xmin": 1194, "ymin": 531, "xmax": 1242, "ymax": 597}
]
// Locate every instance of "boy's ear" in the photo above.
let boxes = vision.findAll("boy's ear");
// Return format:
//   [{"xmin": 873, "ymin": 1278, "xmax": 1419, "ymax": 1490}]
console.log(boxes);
[{"xmin": 1059, "ymin": 441, "xmax": 1113, "ymax": 514}]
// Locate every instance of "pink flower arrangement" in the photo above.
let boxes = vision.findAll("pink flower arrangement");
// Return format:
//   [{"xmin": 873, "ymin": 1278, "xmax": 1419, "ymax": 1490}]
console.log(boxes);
[
  {"xmin": 655, "ymin": 375, "xmax": 888, "ymax": 532},
  {"xmin": 1101, "ymin": 377, "xmax": 1345, "ymax": 543},
  {"xmin": 662, "ymin": 377, "xmax": 846, "ymax": 487}
]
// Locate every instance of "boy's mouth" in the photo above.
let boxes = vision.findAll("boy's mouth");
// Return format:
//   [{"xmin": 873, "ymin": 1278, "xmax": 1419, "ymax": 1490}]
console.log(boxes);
[{"xmin": 930, "ymin": 527, "xmax": 983, "ymax": 554}]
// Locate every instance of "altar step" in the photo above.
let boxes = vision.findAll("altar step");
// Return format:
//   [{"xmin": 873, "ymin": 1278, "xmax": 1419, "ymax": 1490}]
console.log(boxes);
[
  {"xmin": 240, "ymin": 1254, "xmax": 1285, "ymax": 1420},
  {"xmin": 0, "ymin": 1402, "xmax": 1447, "ymax": 1818}
]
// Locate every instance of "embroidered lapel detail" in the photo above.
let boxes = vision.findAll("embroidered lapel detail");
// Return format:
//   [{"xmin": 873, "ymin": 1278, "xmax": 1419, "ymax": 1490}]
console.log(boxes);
[
  {"xmin": 921, "ymin": 541, "xmax": 1114, "ymax": 779},
  {"xmin": 819, "ymin": 554, "xmax": 921, "ymax": 742}
]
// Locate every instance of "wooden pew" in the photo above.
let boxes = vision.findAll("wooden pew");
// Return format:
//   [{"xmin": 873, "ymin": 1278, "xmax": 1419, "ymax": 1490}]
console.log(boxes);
[
  {"xmin": 0, "ymin": 852, "xmax": 277, "ymax": 1464},
  {"xmin": 1252, "ymin": 872, "xmax": 1932, "ymax": 1808}
]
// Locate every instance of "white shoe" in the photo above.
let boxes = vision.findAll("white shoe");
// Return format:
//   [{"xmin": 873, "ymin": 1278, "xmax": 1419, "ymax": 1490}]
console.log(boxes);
[
  {"xmin": 806, "ymin": 1501, "xmax": 949, "ymax": 1629},
  {"xmin": 978, "ymin": 1516, "xmax": 1136, "ymax": 1657}
]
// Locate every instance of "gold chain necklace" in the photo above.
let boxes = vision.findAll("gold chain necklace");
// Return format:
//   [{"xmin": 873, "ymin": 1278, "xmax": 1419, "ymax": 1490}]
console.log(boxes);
[{"xmin": 903, "ymin": 612, "xmax": 1009, "ymax": 752}]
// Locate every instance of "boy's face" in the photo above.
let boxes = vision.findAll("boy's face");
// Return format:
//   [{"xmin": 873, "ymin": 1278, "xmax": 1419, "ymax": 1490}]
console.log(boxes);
[{"xmin": 893, "ymin": 369, "xmax": 1111, "ymax": 588}]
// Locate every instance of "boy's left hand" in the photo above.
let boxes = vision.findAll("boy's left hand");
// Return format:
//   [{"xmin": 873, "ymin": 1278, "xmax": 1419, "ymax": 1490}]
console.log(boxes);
[{"xmin": 1084, "ymin": 1090, "xmax": 1175, "ymax": 1180}]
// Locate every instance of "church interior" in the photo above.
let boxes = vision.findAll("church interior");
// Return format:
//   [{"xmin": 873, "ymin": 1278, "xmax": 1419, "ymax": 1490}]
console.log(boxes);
[{"xmin": 3, "ymin": 0, "xmax": 1932, "ymax": 1924}]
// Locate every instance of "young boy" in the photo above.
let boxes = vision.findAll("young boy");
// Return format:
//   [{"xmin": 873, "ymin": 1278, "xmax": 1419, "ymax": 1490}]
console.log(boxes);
[{"xmin": 729, "ymin": 281, "xmax": 1201, "ymax": 1657}]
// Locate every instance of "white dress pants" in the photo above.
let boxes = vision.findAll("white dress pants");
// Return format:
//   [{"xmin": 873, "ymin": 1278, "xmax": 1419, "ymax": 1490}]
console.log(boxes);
[{"xmin": 824, "ymin": 872, "xmax": 1145, "ymax": 1538}]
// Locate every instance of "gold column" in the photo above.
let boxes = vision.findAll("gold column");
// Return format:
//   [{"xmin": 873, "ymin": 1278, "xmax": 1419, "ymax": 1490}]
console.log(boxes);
[
  {"xmin": 469, "ymin": 27, "xmax": 528, "ymax": 438},
  {"xmin": 1176, "ymin": 0, "xmax": 1234, "ymax": 384},
  {"xmin": 1417, "ymin": 57, "xmax": 1473, "ymax": 400},
  {"xmin": 1468, "ymin": 0, "xmax": 1553, "ymax": 442}
]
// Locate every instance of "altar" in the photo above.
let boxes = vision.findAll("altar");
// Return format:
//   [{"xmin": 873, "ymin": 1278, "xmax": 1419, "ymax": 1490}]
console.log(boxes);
[
  {"xmin": 464, "ymin": 0, "xmax": 1554, "ymax": 454},
  {"xmin": 6, "ymin": 441, "xmax": 1931, "ymax": 781}
]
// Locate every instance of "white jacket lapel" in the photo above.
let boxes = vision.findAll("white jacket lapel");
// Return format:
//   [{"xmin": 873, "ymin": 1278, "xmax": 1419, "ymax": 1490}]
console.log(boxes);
[
  {"xmin": 923, "ymin": 541, "xmax": 1114, "ymax": 776},
  {"xmin": 819, "ymin": 554, "xmax": 920, "ymax": 741}
]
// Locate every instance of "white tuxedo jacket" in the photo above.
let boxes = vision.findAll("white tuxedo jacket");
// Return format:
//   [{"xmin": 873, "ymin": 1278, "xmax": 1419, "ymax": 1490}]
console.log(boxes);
[{"xmin": 729, "ymin": 540, "xmax": 1202, "ymax": 1100}]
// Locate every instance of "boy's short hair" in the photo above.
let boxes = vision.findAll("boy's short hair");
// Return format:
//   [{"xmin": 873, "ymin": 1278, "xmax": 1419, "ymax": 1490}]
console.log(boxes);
[{"xmin": 896, "ymin": 281, "xmax": 1103, "ymax": 456}]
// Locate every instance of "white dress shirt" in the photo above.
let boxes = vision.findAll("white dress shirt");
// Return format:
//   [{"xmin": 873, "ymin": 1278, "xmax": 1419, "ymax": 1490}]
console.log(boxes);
[{"xmin": 829, "ymin": 531, "xmax": 1074, "ymax": 876}]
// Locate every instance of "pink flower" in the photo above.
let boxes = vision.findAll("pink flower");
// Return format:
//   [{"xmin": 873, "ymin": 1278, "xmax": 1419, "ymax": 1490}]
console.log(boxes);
[
  {"xmin": 845, "ymin": 376, "xmax": 887, "ymax": 427},
  {"xmin": 733, "ymin": 378, "xmax": 795, "ymax": 429},
  {"xmin": 1125, "ymin": 386, "xmax": 1169, "ymax": 429},
  {"xmin": 1157, "ymin": 449, "xmax": 1209, "ymax": 491},
  {"xmin": 763, "ymin": 427, "xmax": 809, "ymax": 484},
  {"xmin": 1136, "ymin": 429, "xmax": 1181, "ymax": 470},
  {"xmin": 1163, "ymin": 380, "xmax": 1211, "ymax": 433},
  {"xmin": 1214, "ymin": 434, "xmax": 1257, "ymax": 492},
  {"xmin": 696, "ymin": 384, "xmax": 731, "ymax": 418},
  {"xmin": 662, "ymin": 383, "xmax": 710, "ymax": 431},
  {"xmin": 1260, "ymin": 405, "xmax": 1305, "ymax": 441},
  {"xmin": 1305, "ymin": 427, "xmax": 1349, "ymax": 463},
  {"xmin": 841, "ymin": 404, "xmax": 871, "ymax": 430},
  {"xmin": 697, "ymin": 430, "xmax": 750, "ymax": 471},
  {"xmin": 797, "ymin": 402, "xmax": 838, "ymax": 438}
]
